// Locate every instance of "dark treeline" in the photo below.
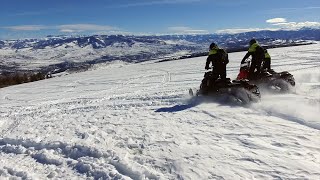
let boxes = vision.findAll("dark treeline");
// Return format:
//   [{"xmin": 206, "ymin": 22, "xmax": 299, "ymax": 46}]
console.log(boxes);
[{"xmin": 0, "ymin": 72, "xmax": 50, "ymax": 88}]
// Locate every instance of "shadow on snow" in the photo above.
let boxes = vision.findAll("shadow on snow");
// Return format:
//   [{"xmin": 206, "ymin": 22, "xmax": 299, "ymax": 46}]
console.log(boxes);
[
  {"xmin": 155, "ymin": 94, "xmax": 255, "ymax": 113},
  {"xmin": 155, "ymin": 97, "xmax": 201, "ymax": 112}
]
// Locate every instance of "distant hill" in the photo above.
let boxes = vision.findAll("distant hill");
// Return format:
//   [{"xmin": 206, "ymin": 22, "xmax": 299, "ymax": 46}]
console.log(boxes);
[{"xmin": 0, "ymin": 28, "xmax": 319, "ymax": 75}]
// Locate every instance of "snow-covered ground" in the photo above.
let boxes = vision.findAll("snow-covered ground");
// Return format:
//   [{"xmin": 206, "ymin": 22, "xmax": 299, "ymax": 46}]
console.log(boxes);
[{"xmin": 0, "ymin": 44, "xmax": 319, "ymax": 179}]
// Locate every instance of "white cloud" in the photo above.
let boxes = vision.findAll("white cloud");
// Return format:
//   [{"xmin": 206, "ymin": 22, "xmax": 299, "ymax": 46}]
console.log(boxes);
[
  {"xmin": 168, "ymin": 26, "xmax": 208, "ymax": 34},
  {"xmin": 2, "ymin": 24, "xmax": 119, "ymax": 33},
  {"xmin": 59, "ymin": 29, "xmax": 77, "ymax": 33},
  {"xmin": 266, "ymin": 18, "xmax": 287, "ymax": 24},
  {"xmin": 217, "ymin": 18, "xmax": 320, "ymax": 34},
  {"xmin": 57, "ymin": 24, "xmax": 116, "ymax": 32},
  {"xmin": 4, "ymin": 25, "xmax": 48, "ymax": 31},
  {"xmin": 267, "ymin": 18, "xmax": 320, "ymax": 30},
  {"xmin": 275, "ymin": 21, "xmax": 320, "ymax": 29},
  {"xmin": 215, "ymin": 28, "xmax": 279, "ymax": 34}
]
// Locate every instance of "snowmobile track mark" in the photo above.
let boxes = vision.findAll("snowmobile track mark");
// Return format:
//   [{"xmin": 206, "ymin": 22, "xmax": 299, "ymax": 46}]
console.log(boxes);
[
  {"xmin": 0, "ymin": 138, "xmax": 159, "ymax": 179},
  {"xmin": 0, "ymin": 111, "xmax": 25, "ymax": 138}
]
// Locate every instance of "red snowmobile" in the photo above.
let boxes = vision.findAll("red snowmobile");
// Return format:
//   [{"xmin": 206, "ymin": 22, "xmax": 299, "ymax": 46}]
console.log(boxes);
[{"xmin": 236, "ymin": 60, "xmax": 295, "ymax": 92}]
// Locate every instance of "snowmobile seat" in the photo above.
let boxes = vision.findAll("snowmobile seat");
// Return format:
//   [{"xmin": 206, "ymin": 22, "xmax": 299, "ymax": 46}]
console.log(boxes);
[
  {"xmin": 268, "ymin": 69, "xmax": 276, "ymax": 74},
  {"xmin": 214, "ymin": 78, "xmax": 231, "ymax": 85},
  {"xmin": 210, "ymin": 78, "xmax": 231, "ymax": 89},
  {"xmin": 260, "ymin": 71, "xmax": 272, "ymax": 77},
  {"xmin": 232, "ymin": 79, "xmax": 249, "ymax": 83}
]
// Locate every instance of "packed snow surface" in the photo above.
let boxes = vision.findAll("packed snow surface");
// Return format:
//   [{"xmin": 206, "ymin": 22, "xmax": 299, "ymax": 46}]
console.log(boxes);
[{"xmin": 0, "ymin": 44, "xmax": 319, "ymax": 179}]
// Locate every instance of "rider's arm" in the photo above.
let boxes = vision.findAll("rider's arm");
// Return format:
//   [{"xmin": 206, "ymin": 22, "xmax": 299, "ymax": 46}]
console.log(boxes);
[
  {"xmin": 241, "ymin": 52, "xmax": 252, "ymax": 63},
  {"xmin": 205, "ymin": 56, "xmax": 211, "ymax": 69},
  {"xmin": 241, "ymin": 44, "xmax": 257, "ymax": 63}
]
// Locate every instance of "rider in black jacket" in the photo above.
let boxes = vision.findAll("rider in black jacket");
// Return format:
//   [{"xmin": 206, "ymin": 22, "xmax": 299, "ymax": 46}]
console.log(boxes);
[
  {"xmin": 241, "ymin": 39, "xmax": 265, "ymax": 79},
  {"xmin": 205, "ymin": 42, "xmax": 228, "ymax": 81}
]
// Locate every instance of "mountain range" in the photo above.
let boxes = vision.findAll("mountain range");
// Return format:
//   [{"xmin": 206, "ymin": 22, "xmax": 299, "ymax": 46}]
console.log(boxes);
[{"xmin": 0, "ymin": 28, "xmax": 319, "ymax": 75}]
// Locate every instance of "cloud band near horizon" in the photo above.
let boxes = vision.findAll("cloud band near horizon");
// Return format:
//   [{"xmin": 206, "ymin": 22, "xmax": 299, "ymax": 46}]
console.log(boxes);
[
  {"xmin": 216, "ymin": 18, "xmax": 320, "ymax": 34},
  {"xmin": 3, "ymin": 24, "xmax": 119, "ymax": 33},
  {"xmin": 2, "ymin": 18, "xmax": 320, "ymax": 36}
]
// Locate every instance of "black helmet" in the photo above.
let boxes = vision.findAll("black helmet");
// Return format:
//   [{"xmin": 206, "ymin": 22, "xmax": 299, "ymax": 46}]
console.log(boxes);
[
  {"xmin": 209, "ymin": 42, "xmax": 216, "ymax": 50},
  {"xmin": 249, "ymin": 39, "xmax": 256, "ymax": 45}
]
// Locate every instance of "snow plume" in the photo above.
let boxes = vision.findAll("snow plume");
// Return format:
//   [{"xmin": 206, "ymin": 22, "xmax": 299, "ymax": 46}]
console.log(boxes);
[
  {"xmin": 254, "ymin": 68, "xmax": 320, "ymax": 130},
  {"xmin": 254, "ymin": 95, "xmax": 320, "ymax": 130}
]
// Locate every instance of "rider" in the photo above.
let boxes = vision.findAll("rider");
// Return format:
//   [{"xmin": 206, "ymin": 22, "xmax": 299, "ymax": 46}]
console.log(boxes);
[
  {"xmin": 205, "ymin": 42, "xmax": 228, "ymax": 81},
  {"xmin": 262, "ymin": 49, "xmax": 271, "ymax": 71},
  {"xmin": 241, "ymin": 39, "xmax": 265, "ymax": 79}
]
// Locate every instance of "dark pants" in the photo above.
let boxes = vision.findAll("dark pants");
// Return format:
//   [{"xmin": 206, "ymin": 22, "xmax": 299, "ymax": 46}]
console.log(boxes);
[
  {"xmin": 212, "ymin": 64, "xmax": 226, "ymax": 80},
  {"xmin": 263, "ymin": 58, "xmax": 271, "ymax": 70},
  {"xmin": 249, "ymin": 59, "xmax": 262, "ymax": 79},
  {"xmin": 201, "ymin": 64, "xmax": 227, "ymax": 94}
]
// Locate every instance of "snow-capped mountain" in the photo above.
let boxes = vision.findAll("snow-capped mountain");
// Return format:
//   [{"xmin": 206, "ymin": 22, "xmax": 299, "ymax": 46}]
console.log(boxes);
[{"xmin": 0, "ymin": 28, "xmax": 319, "ymax": 74}]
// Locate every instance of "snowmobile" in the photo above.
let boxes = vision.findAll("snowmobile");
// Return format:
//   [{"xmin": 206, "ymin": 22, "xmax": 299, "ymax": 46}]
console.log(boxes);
[
  {"xmin": 189, "ymin": 68, "xmax": 261, "ymax": 104},
  {"xmin": 236, "ymin": 60, "xmax": 295, "ymax": 92}
]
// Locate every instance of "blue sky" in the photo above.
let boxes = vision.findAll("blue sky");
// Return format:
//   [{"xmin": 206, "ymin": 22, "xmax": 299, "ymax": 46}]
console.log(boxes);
[{"xmin": 1, "ymin": 0, "xmax": 320, "ymax": 39}]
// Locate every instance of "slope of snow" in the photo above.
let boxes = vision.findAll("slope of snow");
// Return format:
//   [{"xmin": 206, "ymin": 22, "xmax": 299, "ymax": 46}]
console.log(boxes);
[{"xmin": 0, "ymin": 44, "xmax": 319, "ymax": 179}]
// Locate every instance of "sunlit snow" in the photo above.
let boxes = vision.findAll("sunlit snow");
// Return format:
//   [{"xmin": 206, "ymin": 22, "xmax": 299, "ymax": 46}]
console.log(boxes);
[{"xmin": 0, "ymin": 43, "xmax": 319, "ymax": 179}]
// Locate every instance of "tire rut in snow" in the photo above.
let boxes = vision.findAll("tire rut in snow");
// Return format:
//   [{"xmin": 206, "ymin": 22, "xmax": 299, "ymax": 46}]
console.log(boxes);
[{"xmin": 0, "ymin": 138, "xmax": 158, "ymax": 179}]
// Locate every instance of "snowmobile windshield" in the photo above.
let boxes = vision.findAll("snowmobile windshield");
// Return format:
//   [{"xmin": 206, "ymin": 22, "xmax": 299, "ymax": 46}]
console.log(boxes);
[
  {"xmin": 240, "ymin": 58, "xmax": 251, "ymax": 69},
  {"xmin": 240, "ymin": 63, "xmax": 248, "ymax": 68},
  {"xmin": 240, "ymin": 60, "xmax": 250, "ymax": 69}
]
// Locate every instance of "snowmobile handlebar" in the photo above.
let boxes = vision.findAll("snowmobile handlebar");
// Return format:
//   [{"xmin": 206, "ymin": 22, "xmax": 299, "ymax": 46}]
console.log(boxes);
[
  {"xmin": 205, "ymin": 66, "xmax": 212, "ymax": 71},
  {"xmin": 242, "ymin": 57, "xmax": 251, "ymax": 63},
  {"xmin": 240, "ymin": 62, "xmax": 249, "ymax": 68},
  {"xmin": 240, "ymin": 59, "xmax": 251, "ymax": 69}
]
